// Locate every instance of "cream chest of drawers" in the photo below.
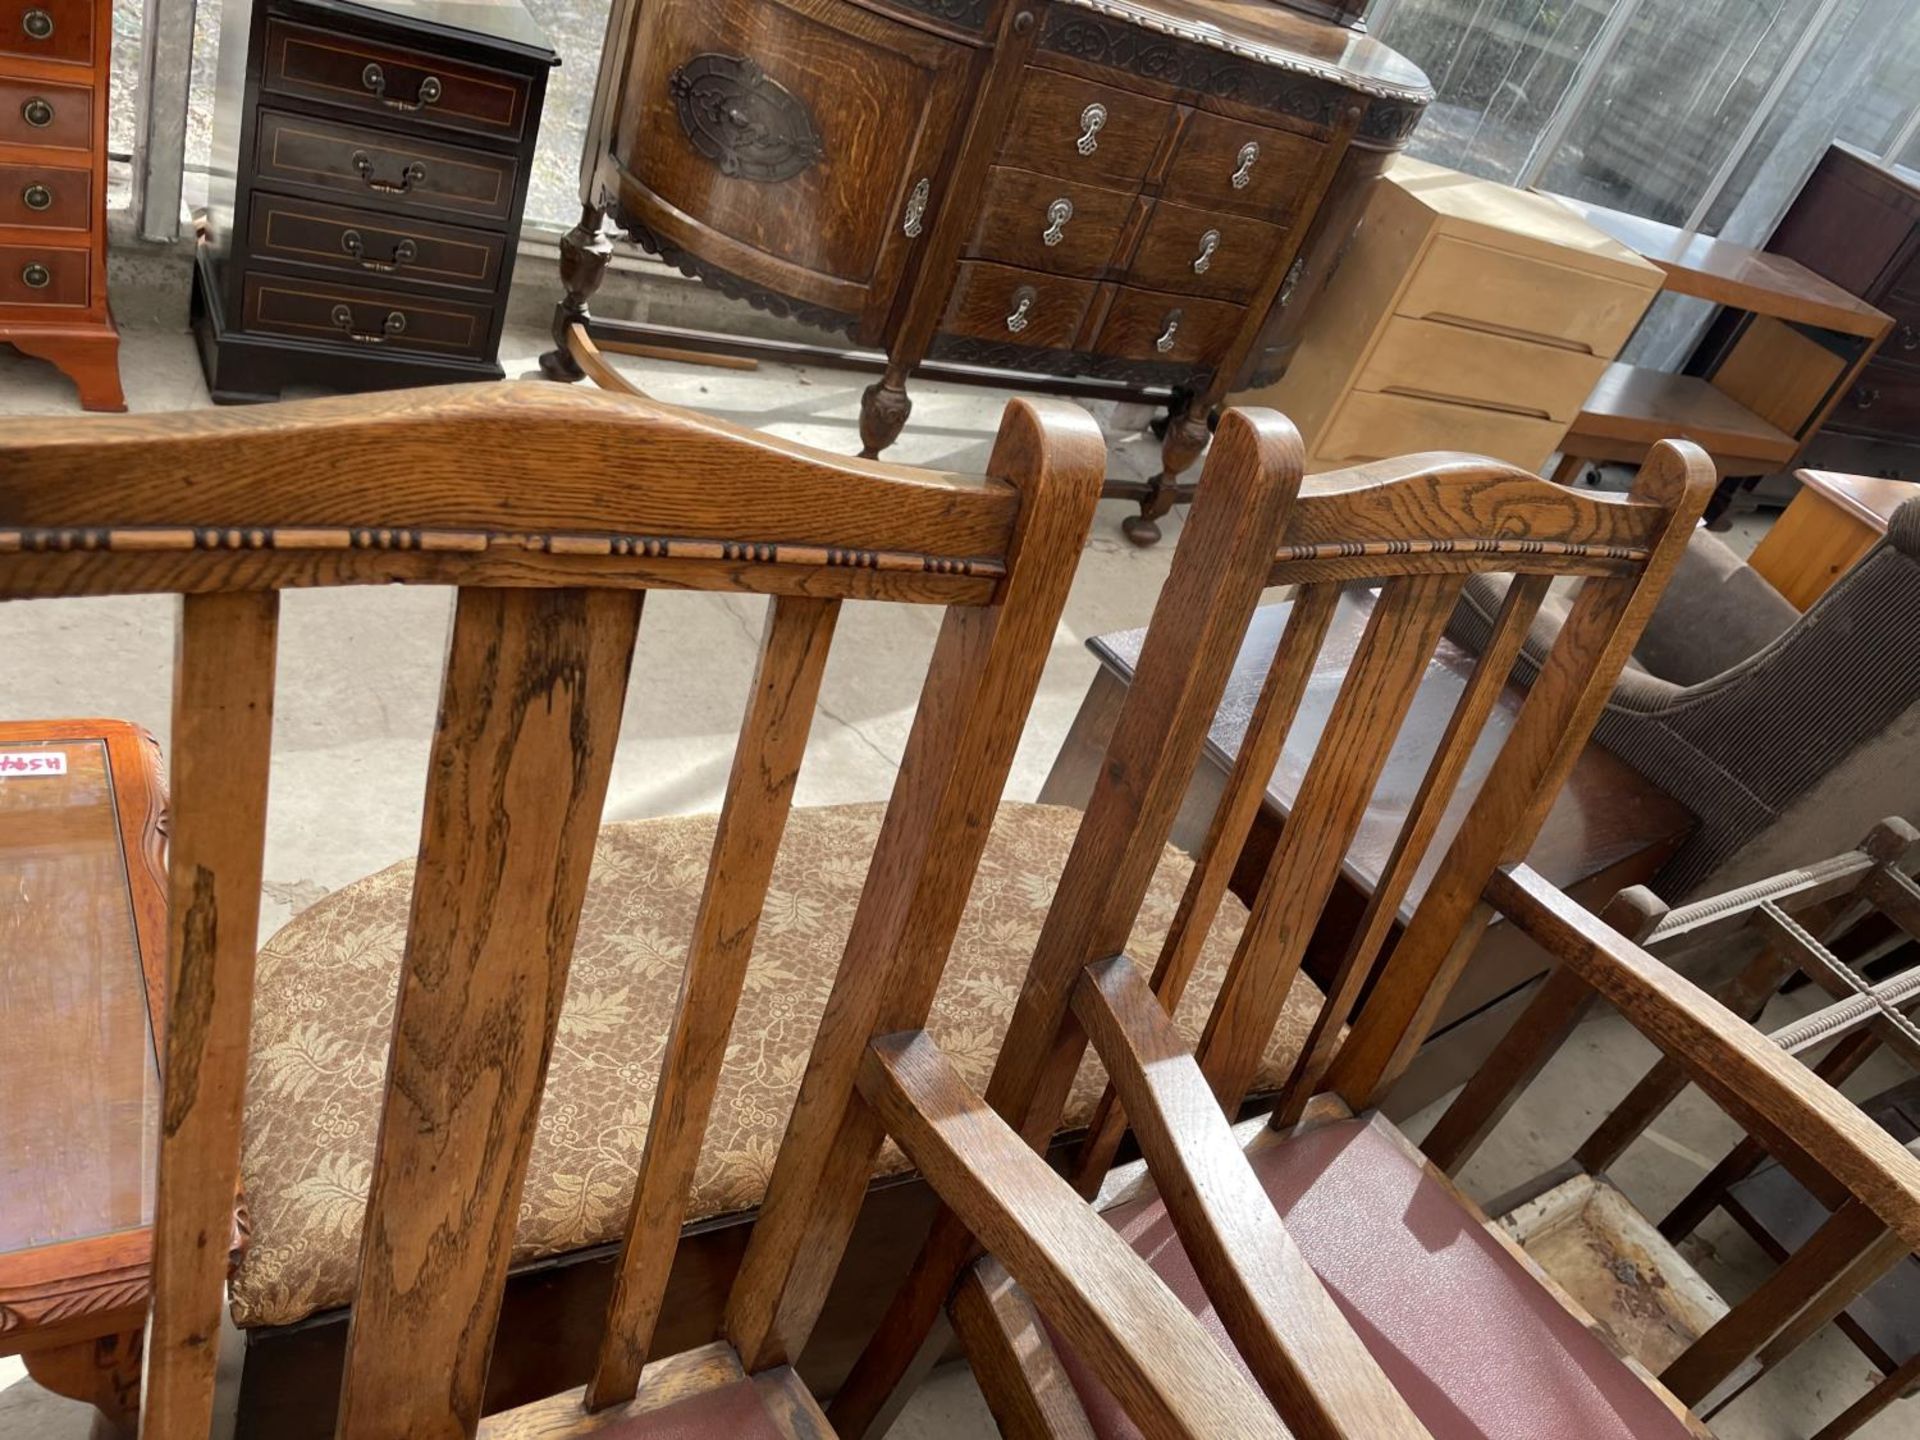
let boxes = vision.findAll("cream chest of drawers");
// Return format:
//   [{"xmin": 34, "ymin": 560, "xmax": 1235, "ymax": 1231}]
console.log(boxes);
[{"xmin": 1237, "ymin": 157, "xmax": 1663, "ymax": 472}]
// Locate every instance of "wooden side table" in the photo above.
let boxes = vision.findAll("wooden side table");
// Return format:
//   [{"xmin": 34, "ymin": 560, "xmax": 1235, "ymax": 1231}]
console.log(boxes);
[
  {"xmin": 1546, "ymin": 195, "xmax": 1891, "ymax": 524},
  {"xmin": 0, "ymin": 720, "xmax": 167, "ymax": 1437},
  {"xmin": 1041, "ymin": 591, "xmax": 1696, "ymax": 1112},
  {"xmin": 1748, "ymin": 469, "xmax": 1920, "ymax": 609}
]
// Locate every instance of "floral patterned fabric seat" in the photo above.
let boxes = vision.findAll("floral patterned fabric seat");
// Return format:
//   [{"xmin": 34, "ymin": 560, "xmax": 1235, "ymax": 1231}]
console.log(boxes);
[{"xmin": 231, "ymin": 801, "xmax": 1323, "ymax": 1328}]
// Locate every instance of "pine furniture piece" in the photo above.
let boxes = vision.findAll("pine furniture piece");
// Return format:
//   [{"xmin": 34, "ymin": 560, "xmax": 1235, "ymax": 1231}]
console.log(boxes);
[
  {"xmin": 1546, "ymin": 193, "xmax": 1892, "ymax": 524},
  {"xmin": 1040, "ymin": 593, "xmax": 1695, "ymax": 1113},
  {"xmin": 1233, "ymin": 157, "xmax": 1663, "ymax": 473},
  {"xmin": 540, "ymin": 0, "xmax": 1432, "ymax": 544},
  {"xmin": 191, "ymin": 0, "xmax": 556, "ymax": 403},
  {"xmin": 1748, "ymin": 469, "xmax": 1920, "ymax": 609},
  {"xmin": 4, "ymin": 382, "xmax": 1386, "ymax": 1440},
  {"xmin": 0, "ymin": 0, "xmax": 123, "ymax": 409},
  {"xmin": 0, "ymin": 719, "xmax": 168, "ymax": 1439},
  {"xmin": 1426, "ymin": 818, "xmax": 1920, "ymax": 1439},
  {"xmin": 826, "ymin": 426, "xmax": 1728, "ymax": 1436},
  {"xmin": 1696, "ymin": 142, "xmax": 1920, "ymax": 459}
]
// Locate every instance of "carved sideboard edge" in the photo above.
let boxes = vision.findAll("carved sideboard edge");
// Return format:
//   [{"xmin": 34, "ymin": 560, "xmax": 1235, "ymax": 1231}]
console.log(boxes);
[{"xmin": 626, "ymin": 220, "xmax": 861, "ymax": 340}]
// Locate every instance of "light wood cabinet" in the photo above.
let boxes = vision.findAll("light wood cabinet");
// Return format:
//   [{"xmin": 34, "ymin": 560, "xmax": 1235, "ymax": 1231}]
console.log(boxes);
[{"xmin": 1234, "ymin": 157, "xmax": 1662, "ymax": 473}]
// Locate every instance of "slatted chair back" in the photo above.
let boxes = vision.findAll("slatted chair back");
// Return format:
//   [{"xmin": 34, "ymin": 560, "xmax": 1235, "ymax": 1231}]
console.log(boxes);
[
  {"xmin": 0, "ymin": 382, "xmax": 1105, "ymax": 1440},
  {"xmin": 825, "ymin": 431, "xmax": 1715, "ymax": 1440}
]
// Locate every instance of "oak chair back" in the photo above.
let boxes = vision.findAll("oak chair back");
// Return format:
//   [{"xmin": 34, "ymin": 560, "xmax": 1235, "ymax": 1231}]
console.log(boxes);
[
  {"xmin": 830, "ymin": 429, "xmax": 1716, "ymax": 1439},
  {"xmin": 0, "ymin": 383, "xmax": 1105, "ymax": 1439}
]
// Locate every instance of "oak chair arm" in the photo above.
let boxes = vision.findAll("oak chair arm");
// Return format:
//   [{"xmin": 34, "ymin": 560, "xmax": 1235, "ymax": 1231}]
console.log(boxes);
[
  {"xmin": 1071, "ymin": 957, "xmax": 1429, "ymax": 1440},
  {"xmin": 1486, "ymin": 863, "xmax": 1920, "ymax": 1250},
  {"xmin": 857, "ymin": 1032, "xmax": 1292, "ymax": 1440}
]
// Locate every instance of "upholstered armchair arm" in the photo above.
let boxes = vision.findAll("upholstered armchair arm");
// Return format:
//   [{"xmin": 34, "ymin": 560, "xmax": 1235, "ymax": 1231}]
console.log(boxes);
[
  {"xmin": 1485, "ymin": 863, "xmax": 1920, "ymax": 1251},
  {"xmin": 857, "ymin": 1030, "xmax": 1427, "ymax": 1440}
]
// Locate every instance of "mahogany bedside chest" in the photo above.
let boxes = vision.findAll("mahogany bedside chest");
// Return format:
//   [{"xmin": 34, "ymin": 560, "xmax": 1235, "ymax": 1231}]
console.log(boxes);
[
  {"xmin": 192, "ymin": 0, "xmax": 557, "ymax": 403},
  {"xmin": 0, "ymin": 0, "xmax": 124, "ymax": 410}
]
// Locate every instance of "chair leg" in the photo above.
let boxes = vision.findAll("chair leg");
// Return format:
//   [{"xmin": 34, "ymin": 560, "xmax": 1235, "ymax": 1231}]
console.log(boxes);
[
  {"xmin": 949, "ymin": 1258, "xmax": 1097, "ymax": 1440},
  {"xmin": 1662, "ymin": 1200, "xmax": 1905, "ymax": 1412},
  {"xmin": 1811, "ymin": 1348, "xmax": 1920, "ymax": 1440}
]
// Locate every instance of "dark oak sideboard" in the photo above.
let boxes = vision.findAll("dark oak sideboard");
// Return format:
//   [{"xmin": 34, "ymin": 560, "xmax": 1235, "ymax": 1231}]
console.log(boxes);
[
  {"xmin": 192, "ymin": 0, "xmax": 556, "ymax": 403},
  {"xmin": 547, "ymin": 0, "xmax": 1431, "ymax": 542}
]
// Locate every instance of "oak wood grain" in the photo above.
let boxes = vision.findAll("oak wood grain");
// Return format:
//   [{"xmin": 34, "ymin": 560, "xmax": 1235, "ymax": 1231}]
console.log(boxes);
[
  {"xmin": 949, "ymin": 1257, "xmax": 1097, "ymax": 1440},
  {"xmin": 140, "ymin": 591, "xmax": 278, "ymax": 1440},
  {"xmin": 336, "ymin": 587, "xmax": 640, "ymax": 1438},
  {"xmin": 588, "ymin": 595, "xmax": 838, "ymax": 1408}
]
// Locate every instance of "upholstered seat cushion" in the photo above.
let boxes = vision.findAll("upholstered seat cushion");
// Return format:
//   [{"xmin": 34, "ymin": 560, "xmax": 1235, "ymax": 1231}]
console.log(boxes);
[
  {"xmin": 1061, "ymin": 1113, "xmax": 1697, "ymax": 1439},
  {"xmin": 231, "ymin": 801, "xmax": 1322, "ymax": 1328}
]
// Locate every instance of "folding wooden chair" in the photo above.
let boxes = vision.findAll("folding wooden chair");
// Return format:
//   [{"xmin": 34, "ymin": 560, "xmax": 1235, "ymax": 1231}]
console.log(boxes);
[
  {"xmin": 827, "ymin": 433, "xmax": 1751, "ymax": 1438},
  {"xmin": 0, "ymin": 384, "xmax": 1331, "ymax": 1439},
  {"xmin": 1428, "ymin": 819, "xmax": 1920, "ymax": 1439}
]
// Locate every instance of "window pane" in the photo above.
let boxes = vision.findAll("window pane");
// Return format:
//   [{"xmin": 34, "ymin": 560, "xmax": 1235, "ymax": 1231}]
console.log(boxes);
[
  {"xmin": 1699, "ymin": 0, "xmax": 1920, "ymax": 237},
  {"xmin": 1377, "ymin": 0, "xmax": 1623, "ymax": 184},
  {"xmin": 521, "ymin": 0, "xmax": 608, "ymax": 229},
  {"xmin": 1537, "ymin": 0, "xmax": 1826, "ymax": 225}
]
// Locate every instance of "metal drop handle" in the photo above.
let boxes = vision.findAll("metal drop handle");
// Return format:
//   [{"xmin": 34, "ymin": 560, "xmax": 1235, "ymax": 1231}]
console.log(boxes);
[
  {"xmin": 22, "ymin": 7, "xmax": 53, "ymax": 39},
  {"xmin": 341, "ymin": 229, "xmax": 418, "ymax": 272},
  {"xmin": 21, "ymin": 96, "xmax": 53, "ymax": 127},
  {"xmin": 362, "ymin": 62, "xmax": 442, "ymax": 112},
  {"xmin": 1192, "ymin": 228, "xmax": 1220, "ymax": 275},
  {"xmin": 21, "ymin": 261, "xmax": 50, "ymax": 289},
  {"xmin": 1076, "ymin": 103, "xmax": 1106, "ymax": 156},
  {"xmin": 352, "ymin": 150, "xmax": 427, "ymax": 194},
  {"xmin": 1900, "ymin": 323, "xmax": 1918, "ymax": 352},
  {"xmin": 902, "ymin": 177, "xmax": 929, "ymax": 238},
  {"xmin": 1006, "ymin": 285, "xmax": 1036, "ymax": 334},
  {"xmin": 331, "ymin": 304, "xmax": 408, "ymax": 343},
  {"xmin": 1155, "ymin": 309, "xmax": 1182, "ymax": 353},
  {"xmin": 1042, "ymin": 196, "xmax": 1072, "ymax": 247},
  {"xmin": 1856, "ymin": 386, "xmax": 1880, "ymax": 410},
  {"xmin": 22, "ymin": 182, "xmax": 52, "ymax": 211},
  {"xmin": 1231, "ymin": 141, "xmax": 1258, "ymax": 190}
]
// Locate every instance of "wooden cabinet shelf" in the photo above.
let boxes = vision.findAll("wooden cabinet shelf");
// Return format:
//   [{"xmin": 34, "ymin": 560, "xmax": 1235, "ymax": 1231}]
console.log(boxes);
[{"xmin": 1571, "ymin": 363, "xmax": 1798, "ymax": 470}]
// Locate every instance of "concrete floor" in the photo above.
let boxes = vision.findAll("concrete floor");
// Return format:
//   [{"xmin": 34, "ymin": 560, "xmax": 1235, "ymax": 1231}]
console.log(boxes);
[{"xmin": 0, "ymin": 318, "xmax": 1908, "ymax": 1438}]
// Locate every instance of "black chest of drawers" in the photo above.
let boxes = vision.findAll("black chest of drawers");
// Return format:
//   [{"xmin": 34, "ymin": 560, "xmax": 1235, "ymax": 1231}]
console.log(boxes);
[{"xmin": 192, "ymin": 0, "xmax": 556, "ymax": 403}]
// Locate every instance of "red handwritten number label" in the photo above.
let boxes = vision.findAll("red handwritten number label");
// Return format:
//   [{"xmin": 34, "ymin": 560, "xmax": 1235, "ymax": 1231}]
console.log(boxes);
[{"xmin": 0, "ymin": 751, "xmax": 69, "ymax": 777}]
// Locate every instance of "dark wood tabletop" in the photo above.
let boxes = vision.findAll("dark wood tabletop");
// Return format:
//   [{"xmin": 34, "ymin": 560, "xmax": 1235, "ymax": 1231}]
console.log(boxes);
[
  {"xmin": 0, "ymin": 719, "xmax": 168, "ymax": 1433},
  {"xmin": 1088, "ymin": 590, "xmax": 1696, "ymax": 922}
]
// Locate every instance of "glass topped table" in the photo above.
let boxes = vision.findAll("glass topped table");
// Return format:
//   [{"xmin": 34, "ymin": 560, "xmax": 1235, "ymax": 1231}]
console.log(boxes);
[{"xmin": 0, "ymin": 720, "xmax": 169, "ymax": 1437}]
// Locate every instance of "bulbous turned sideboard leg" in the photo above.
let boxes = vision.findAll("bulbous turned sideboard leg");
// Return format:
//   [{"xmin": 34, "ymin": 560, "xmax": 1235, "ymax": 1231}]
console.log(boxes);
[
  {"xmin": 858, "ymin": 374, "xmax": 913, "ymax": 459},
  {"xmin": 1122, "ymin": 402, "xmax": 1213, "ymax": 547},
  {"xmin": 539, "ymin": 202, "xmax": 617, "ymax": 382}
]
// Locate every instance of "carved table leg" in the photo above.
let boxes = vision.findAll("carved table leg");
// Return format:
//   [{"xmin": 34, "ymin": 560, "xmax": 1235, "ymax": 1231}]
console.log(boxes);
[
  {"xmin": 538, "ymin": 202, "xmax": 617, "ymax": 383},
  {"xmin": 1122, "ymin": 401, "xmax": 1212, "ymax": 547},
  {"xmin": 22, "ymin": 1329, "xmax": 143, "ymax": 1439},
  {"xmin": 859, "ymin": 370, "xmax": 913, "ymax": 459}
]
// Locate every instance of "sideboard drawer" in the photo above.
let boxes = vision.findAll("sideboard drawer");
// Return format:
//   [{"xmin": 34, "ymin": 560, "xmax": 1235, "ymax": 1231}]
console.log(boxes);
[
  {"xmin": 2, "ymin": 0, "xmax": 92, "ymax": 66},
  {"xmin": 1160, "ymin": 113, "xmax": 1326, "ymax": 224},
  {"xmin": 1355, "ymin": 316, "xmax": 1609, "ymax": 425},
  {"xmin": 1126, "ymin": 200, "xmax": 1286, "ymax": 302},
  {"xmin": 0, "ymin": 239, "xmax": 88, "ymax": 306},
  {"xmin": 247, "ymin": 194, "xmax": 506, "ymax": 292},
  {"xmin": 0, "ymin": 75, "xmax": 91, "ymax": 151},
  {"xmin": 0, "ymin": 158, "xmax": 90, "ymax": 229},
  {"xmin": 260, "ymin": 20, "xmax": 532, "ymax": 142},
  {"xmin": 1396, "ymin": 235, "xmax": 1651, "ymax": 360},
  {"xmin": 1094, "ymin": 286, "xmax": 1243, "ymax": 369},
  {"xmin": 254, "ymin": 110, "xmax": 519, "ymax": 226},
  {"xmin": 942, "ymin": 260, "xmax": 1094, "ymax": 351},
  {"xmin": 240, "ymin": 272, "xmax": 493, "ymax": 358},
  {"xmin": 1317, "ymin": 390, "xmax": 1566, "ymax": 470},
  {"xmin": 1834, "ymin": 364, "xmax": 1920, "ymax": 441},
  {"xmin": 1000, "ymin": 69, "xmax": 1172, "ymax": 189},
  {"xmin": 967, "ymin": 165, "xmax": 1131, "ymax": 278}
]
